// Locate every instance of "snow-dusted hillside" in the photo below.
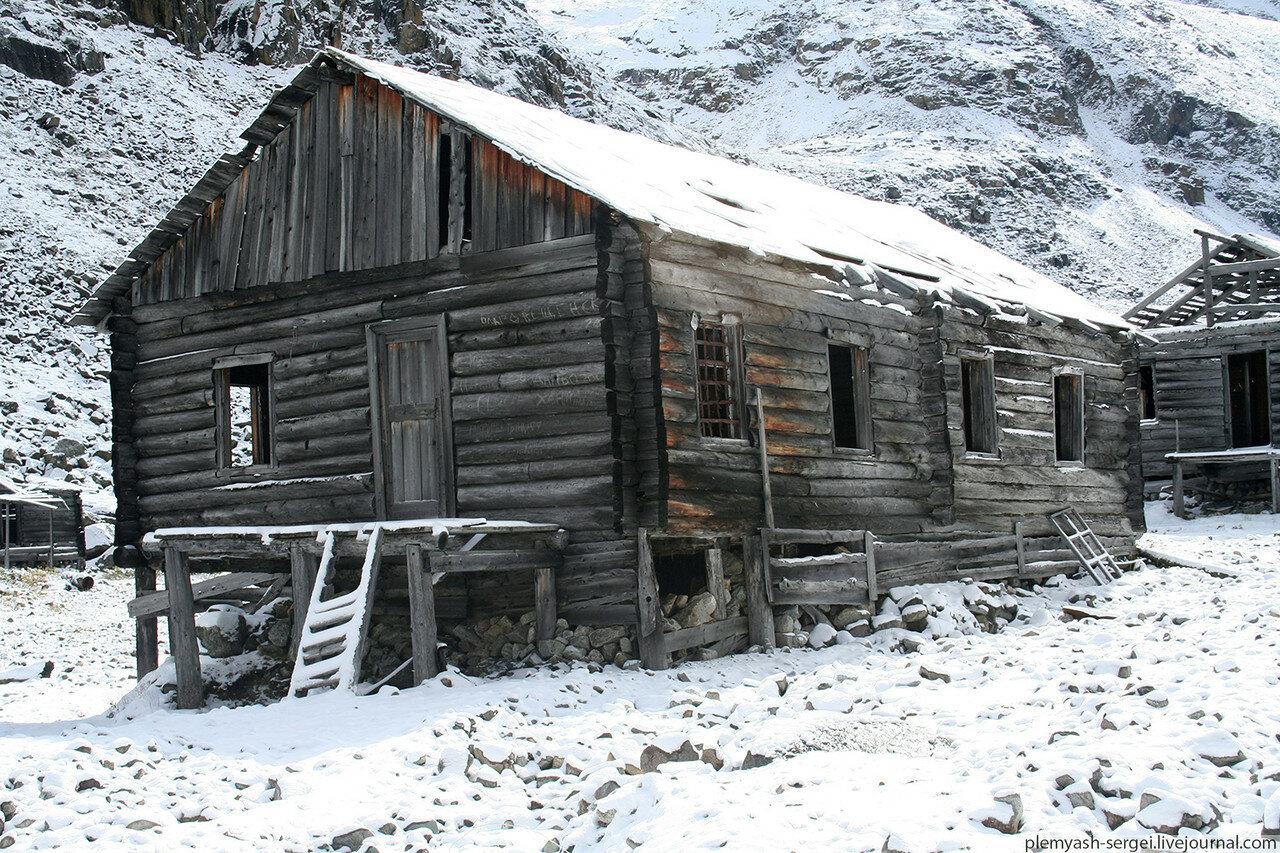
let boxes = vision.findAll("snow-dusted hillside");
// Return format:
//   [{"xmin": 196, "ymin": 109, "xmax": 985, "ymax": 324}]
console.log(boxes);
[
  {"xmin": 527, "ymin": 0, "xmax": 1280, "ymax": 309},
  {"xmin": 3, "ymin": 0, "xmax": 1280, "ymax": 502}
]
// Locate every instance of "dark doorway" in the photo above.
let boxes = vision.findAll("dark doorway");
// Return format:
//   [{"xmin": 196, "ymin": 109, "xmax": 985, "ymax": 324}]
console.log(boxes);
[{"xmin": 1227, "ymin": 350, "xmax": 1270, "ymax": 447}]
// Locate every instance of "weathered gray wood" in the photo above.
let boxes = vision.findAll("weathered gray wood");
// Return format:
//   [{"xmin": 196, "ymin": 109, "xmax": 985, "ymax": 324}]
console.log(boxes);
[
  {"xmin": 405, "ymin": 543, "xmax": 439, "ymax": 684},
  {"xmin": 635, "ymin": 528, "xmax": 665, "ymax": 669},
  {"xmin": 289, "ymin": 546, "xmax": 318, "ymax": 656},
  {"xmin": 163, "ymin": 547, "xmax": 203, "ymax": 709},
  {"xmin": 534, "ymin": 566, "xmax": 556, "ymax": 642},
  {"xmin": 743, "ymin": 532, "xmax": 774, "ymax": 647},
  {"xmin": 705, "ymin": 545, "xmax": 727, "ymax": 621},
  {"xmin": 130, "ymin": 570, "xmax": 280, "ymax": 618},
  {"xmin": 664, "ymin": 616, "xmax": 749, "ymax": 653},
  {"xmin": 864, "ymin": 530, "xmax": 878, "ymax": 604}
]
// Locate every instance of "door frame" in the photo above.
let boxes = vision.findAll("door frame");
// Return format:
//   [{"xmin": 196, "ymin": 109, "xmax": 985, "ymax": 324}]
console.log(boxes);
[{"xmin": 366, "ymin": 315, "xmax": 456, "ymax": 520}]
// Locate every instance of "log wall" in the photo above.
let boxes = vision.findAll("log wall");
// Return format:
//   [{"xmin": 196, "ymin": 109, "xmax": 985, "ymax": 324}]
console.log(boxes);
[
  {"xmin": 940, "ymin": 308, "xmax": 1143, "ymax": 539},
  {"xmin": 1138, "ymin": 320, "xmax": 1280, "ymax": 480},
  {"xmin": 647, "ymin": 235, "xmax": 951, "ymax": 537},
  {"xmin": 132, "ymin": 72, "xmax": 593, "ymax": 307},
  {"xmin": 127, "ymin": 232, "xmax": 638, "ymax": 622}
]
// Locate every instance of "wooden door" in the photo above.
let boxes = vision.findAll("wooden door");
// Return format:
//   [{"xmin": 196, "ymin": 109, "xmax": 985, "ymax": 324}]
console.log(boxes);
[{"xmin": 368, "ymin": 317, "xmax": 454, "ymax": 519}]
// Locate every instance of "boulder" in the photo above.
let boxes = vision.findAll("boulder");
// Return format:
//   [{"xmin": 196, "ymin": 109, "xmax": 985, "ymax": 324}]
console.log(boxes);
[
  {"xmin": 807, "ymin": 623, "xmax": 837, "ymax": 648},
  {"xmin": 1135, "ymin": 789, "xmax": 1218, "ymax": 834},
  {"xmin": 194, "ymin": 606, "xmax": 248, "ymax": 658},
  {"xmin": 978, "ymin": 793, "xmax": 1023, "ymax": 834},
  {"xmin": 332, "ymin": 828, "xmax": 373, "ymax": 851},
  {"xmin": 675, "ymin": 592, "xmax": 717, "ymax": 628},
  {"xmin": 1191, "ymin": 731, "xmax": 1245, "ymax": 767}
]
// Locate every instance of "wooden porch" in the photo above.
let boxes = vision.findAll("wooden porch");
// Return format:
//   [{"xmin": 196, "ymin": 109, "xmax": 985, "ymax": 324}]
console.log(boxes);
[
  {"xmin": 1168, "ymin": 446, "xmax": 1280, "ymax": 518},
  {"xmin": 134, "ymin": 518, "xmax": 566, "ymax": 709}
]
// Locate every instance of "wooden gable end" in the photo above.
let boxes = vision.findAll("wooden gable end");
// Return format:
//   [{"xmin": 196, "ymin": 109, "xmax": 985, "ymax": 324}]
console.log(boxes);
[{"xmin": 134, "ymin": 72, "xmax": 596, "ymax": 306}]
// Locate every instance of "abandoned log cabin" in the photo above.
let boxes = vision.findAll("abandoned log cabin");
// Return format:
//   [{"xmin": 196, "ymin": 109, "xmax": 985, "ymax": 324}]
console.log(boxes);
[
  {"xmin": 1124, "ymin": 230, "xmax": 1280, "ymax": 516},
  {"xmin": 75, "ymin": 48, "xmax": 1145, "ymax": 703},
  {"xmin": 0, "ymin": 474, "xmax": 86, "ymax": 569}
]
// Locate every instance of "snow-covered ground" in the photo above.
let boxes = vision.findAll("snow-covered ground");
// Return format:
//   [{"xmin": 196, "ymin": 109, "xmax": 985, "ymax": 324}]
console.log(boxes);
[{"xmin": 1, "ymin": 504, "xmax": 1278, "ymax": 851}]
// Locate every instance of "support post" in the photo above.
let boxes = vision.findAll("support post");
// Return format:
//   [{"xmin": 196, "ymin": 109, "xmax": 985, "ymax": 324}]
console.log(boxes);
[
  {"xmin": 1271, "ymin": 456, "xmax": 1279, "ymax": 515},
  {"xmin": 163, "ymin": 547, "xmax": 203, "ymax": 709},
  {"xmin": 48, "ymin": 507, "xmax": 54, "ymax": 568},
  {"xmin": 405, "ymin": 543, "xmax": 439, "ymax": 684},
  {"xmin": 3, "ymin": 500, "xmax": 10, "ymax": 572},
  {"xmin": 705, "ymin": 542, "xmax": 727, "ymax": 621},
  {"xmin": 1172, "ymin": 460, "xmax": 1186, "ymax": 519},
  {"xmin": 1015, "ymin": 521, "xmax": 1026, "ymax": 576},
  {"xmin": 533, "ymin": 566, "xmax": 557, "ymax": 643},
  {"xmin": 136, "ymin": 561, "xmax": 159, "ymax": 678},
  {"xmin": 636, "ymin": 528, "xmax": 667, "ymax": 670},
  {"xmin": 864, "ymin": 530, "xmax": 878, "ymax": 604},
  {"xmin": 288, "ymin": 545, "xmax": 318, "ymax": 658},
  {"xmin": 753, "ymin": 387, "xmax": 775, "ymax": 530},
  {"xmin": 743, "ymin": 531, "xmax": 774, "ymax": 648}
]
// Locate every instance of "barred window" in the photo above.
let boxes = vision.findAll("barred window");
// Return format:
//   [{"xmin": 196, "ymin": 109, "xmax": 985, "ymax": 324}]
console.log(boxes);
[{"xmin": 695, "ymin": 322, "xmax": 743, "ymax": 439}]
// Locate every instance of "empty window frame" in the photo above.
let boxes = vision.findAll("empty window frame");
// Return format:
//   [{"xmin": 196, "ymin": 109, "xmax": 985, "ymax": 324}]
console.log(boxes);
[
  {"xmin": 1053, "ymin": 371, "xmax": 1084, "ymax": 463},
  {"xmin": 960, "ymin": 356, "xmax": 998, "ymax": 454},
  {"xmin": 695, "ymin": 322, "xmax": 744, "ymax": 439},
  {"xmin": 1226, "ymin": 350, "xmax": 1271, "ymax": 448},
  {"xmin": 1138, "ymin": 364, "xmax": 1157, "ymax": 422},
  {"xmin": 214, "ymin": 359, "xmax": 274, "ymax": 469},
  {"xmin": 828, "ymin": 343, "xmax": 872, "ymax": 450},
  {"xmin": 437, "ymin": 128, "xmax": 473, "ymax": 251}
]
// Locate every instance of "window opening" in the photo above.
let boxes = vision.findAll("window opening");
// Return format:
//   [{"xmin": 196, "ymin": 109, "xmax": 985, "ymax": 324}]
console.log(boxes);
[
  {"xmin": 829, "ymin": 343, "xmax": 872, "ymax": 450},
  {"xmin": 216, "ymin": 362, "xmax": 272, "ymax": 468},
  {"xmin": 437, "ymin": 131, "xmax": 452, "ymax": 250},
  {"xmin": 695, "ymin": 322, "xmax": 742, "ymax": 439},
  {"xmin": 960, "ymin": 356, "xmax": 998, "ymax": 454},
  {"xmin": 1139, "ymin": 365, "xmax": 1156, "ymax": 421},
  {"xmin": 1227, "ymin": 350, "xmax": 1270, "ymax": 447},
  {"xmin": 1054, "ymin": 372, "xmax": 1084, "ymax": 463}
]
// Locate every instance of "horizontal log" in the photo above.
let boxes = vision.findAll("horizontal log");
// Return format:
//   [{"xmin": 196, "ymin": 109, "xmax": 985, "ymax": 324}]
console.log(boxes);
[
  {"xmin": 664, "ymin": 616, "xmax": 749, "ymax": 653},
  {"xmin": 128, "ymin": 571, "xmax": 280, "ymax": 618}
]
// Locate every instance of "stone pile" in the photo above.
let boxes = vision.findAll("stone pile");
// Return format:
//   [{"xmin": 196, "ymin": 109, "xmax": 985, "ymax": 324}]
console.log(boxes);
[
  {"xmin": 774, "ymin": 580, "xmax": 1023, "ymax": 650},
  {"xmin": 440, "ymin": 614, "xmax": 641, "ymax": 674}
]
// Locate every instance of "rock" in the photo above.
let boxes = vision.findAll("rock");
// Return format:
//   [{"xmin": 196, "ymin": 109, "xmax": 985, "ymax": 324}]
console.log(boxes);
[
  {"xmin": 1263, "ymin": 788, "xmax": 1280, "ymax": 836},
  {"xmin": 775, "ymin": 611, "xmax": 801, "ymax": 634},
  {"xmin": 919, "ymin": 665, "xmax": 951, "ymax": 683},
  {"xmin": 979, "ymin": 792, "xmax": 1023, "ymax": 834},
  {"xmin": 537, "ymin": 638, "xmax": 566, "ymax": 659},
  {"xmin": 832, "ymin": 630, "xmax": 856, "ymax": 645},
  {"xmin": 0, "ymin": 803, "xmax": 13, "ymax": 821},
  {"xmin": 741, "ymin": 751, "xmax": 773, "ymax": 769},
  {"xmin": 194, "ymin": 607, "xmax": 248, "ymax": 658},
  {"xmin": 676, "ymin": 592, "xmax": 717, "ymax": 627},
  {"xmin": 901, "ymin": 596, "xmax": 928, "ymax": 629},
  {"xmin": 1062, "ymin": 783, "xmax": 1095, "ymax": 810},
  {"xmin": 807, "ymin": 623, "xmax": 837, "ymax": 647},
  {"xmin": 332, "ymin": 828, "xmax": 373, "ymax": 851},
  {"xmin": 562, "ymin": 645, "xmax": 587, "ymax": 662},
  {"xmin": 1100, "ymin": 798, "xmax": 1137, "ymax": 829},
  {"xmin": 774, "ymin": 632, "xmax": 806, "ymax": 649},
  {"xmin": 126, "ymin": 819, "xmax": 159, "ymax": 831},
  {"xmin": 845, "ymin": 619, "xmax": 872, "ymax": 638},
  {"xmin": 0, "ymin": 32, "xmax": 76, "ymax": 86},
  {"xmin": 898, "ymin": 636, "xmax": 924, "ymax": 653},
  {"xmin": 1145, "ymin": 691, "xmax": 1169, "ymax": 708},
  {"xmin": 1192, "ymin": 731, "xmax": 1245, "ymax": 767},
  {"xmin": 881, "ymin": 835, "xmax": 910, "ymax": 853},
  {"xmin": 75, "ymin": 778, "xmax": 101, "ymax": 792},
  {"xmin": 589, "ymin": 626, "xmax": 626, "ymax": 648},
  {"xmin": 1135, "ymin": 789, "xmax": 1217, "ymax": 834},
  {"xmin": 832, "ymin": 606, "xmax": 870, "ymax": 630},
  {"xmin": 640, "ymin": 740, "xmax": 698, "ymax": 772}
]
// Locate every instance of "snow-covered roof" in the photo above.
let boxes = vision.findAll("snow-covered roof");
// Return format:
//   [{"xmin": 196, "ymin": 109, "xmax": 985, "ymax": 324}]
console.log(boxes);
[{"xmin": 76, "ymin": 49, "xmax": 1127, "ymax": 329}]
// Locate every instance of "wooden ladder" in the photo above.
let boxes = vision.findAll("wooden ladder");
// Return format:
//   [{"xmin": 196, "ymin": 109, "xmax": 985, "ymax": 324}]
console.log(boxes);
[
  {"xmin": 288, "ymin": 527, "xmax": 384, "ymax": 697},
  {"xmin": 1049, "ymin": 507, "xmax": 1122, "ymax": 585}
]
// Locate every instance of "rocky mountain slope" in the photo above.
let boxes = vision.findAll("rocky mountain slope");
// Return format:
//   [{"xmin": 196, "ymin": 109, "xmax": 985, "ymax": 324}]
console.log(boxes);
[{"xmin": 1, "ymin": 0, "xmax": 1277, "ymax": 510}]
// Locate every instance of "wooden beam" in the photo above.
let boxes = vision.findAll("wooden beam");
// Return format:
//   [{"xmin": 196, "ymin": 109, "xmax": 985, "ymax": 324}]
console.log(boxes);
[
  {"xmin": 705, "ymin": 545, "xmax": 727, "ymax": 621},
  {"xmin": 129, "ymin": 571, "xmax": 280, "ymax": 619},
  {"xmin": 135, "ymin": 561, "xmax": 158, "ymax": 679},
  {"xmin": 864, "ymin": 529, "xmax": 878, "ymax": 604},
  {"xmin": 1205, "ymin": 257, "xmax": 1280, "ymax": 276},
  {"xmin": 289, "ymin": 546, "xmax": 318, "ymax": 657},
  {"xmin": 743, "ymin": 532, "xmax": 774, "ymax": 648},
  {"xmin": 405, "ymin": 543, "xmax": 439, "ymax": 684},
  {"xmin": 1172, "ymin": 460, "xmax": 1185, "ymax": 520},
  {"xmin": 534, "ymin": 566, "xmax": 557, "ymax": 643},
  {"xmin": 163, "ymin": 548, "xmax": 203, "ymax": 710},
  {"xmin": 664, "ymin": 616, "xmax": 749, "ymax": 654},
  {"xmin": 636, "ymin": 528, "xmax": 666, "ymax": 669},
  {"xmin": 1125, "ymin": 241, "xmax": 1235, "ymax": 319}
]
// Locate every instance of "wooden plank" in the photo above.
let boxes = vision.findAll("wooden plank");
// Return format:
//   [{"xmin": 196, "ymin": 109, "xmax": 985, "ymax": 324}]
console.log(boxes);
[
  {"xmin": 636, "ymin": 528, "xmax": 665, "ymax": 669},
  {"xmin": 664, "ymin": 616, "xmax": 749, "ymax": 654},
  {"xmin": 534, "ymin": 566, "xmax": 556, "ymax": 643},
  {"xmin": 705, "ymin": 545, "xmax": 727, "ymax": 621},
  {"xmin": 433, "ymin": 549, "xmax": 562, "ymax": 573},
  {"xmin": 163, "ymin": 548, "xmax": 203, "ymax": 709},
  {"xmin": 136, "ymin": 563, "xmax": 159, "ymax": 678},
  {"xmin": 743, "ymin": 531, "xmax": 774, "ymax": 647},
  {"xmin": 864, "ymin": 530, "xmax": 878, "ymax": 603},
  {"xmin": 405, "ymin": 543, "xmax": 439, "ymax": 684},
  {"xmin": 129, "ymin": 570, "xmax": 281, "ymax": 618},
  {"xmin": 289, "ymin": 546, "xmax": 318, "ymax": 657}
]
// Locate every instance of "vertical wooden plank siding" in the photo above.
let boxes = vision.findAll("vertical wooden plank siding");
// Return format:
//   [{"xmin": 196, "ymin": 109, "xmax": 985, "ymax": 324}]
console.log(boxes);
[{"xmin": 134, "ymin": 74, "xmax": 594, "ymax": 306}]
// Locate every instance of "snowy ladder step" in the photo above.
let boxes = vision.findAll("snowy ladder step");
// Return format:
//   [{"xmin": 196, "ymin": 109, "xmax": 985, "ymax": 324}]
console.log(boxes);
[
  {"xmin": 1049, "ymin": 507, "xmax": 1122, "ymax": 584},
  {"xmin": 288, "ymin": 527, "xmax": 384, "ymax": 698}
]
